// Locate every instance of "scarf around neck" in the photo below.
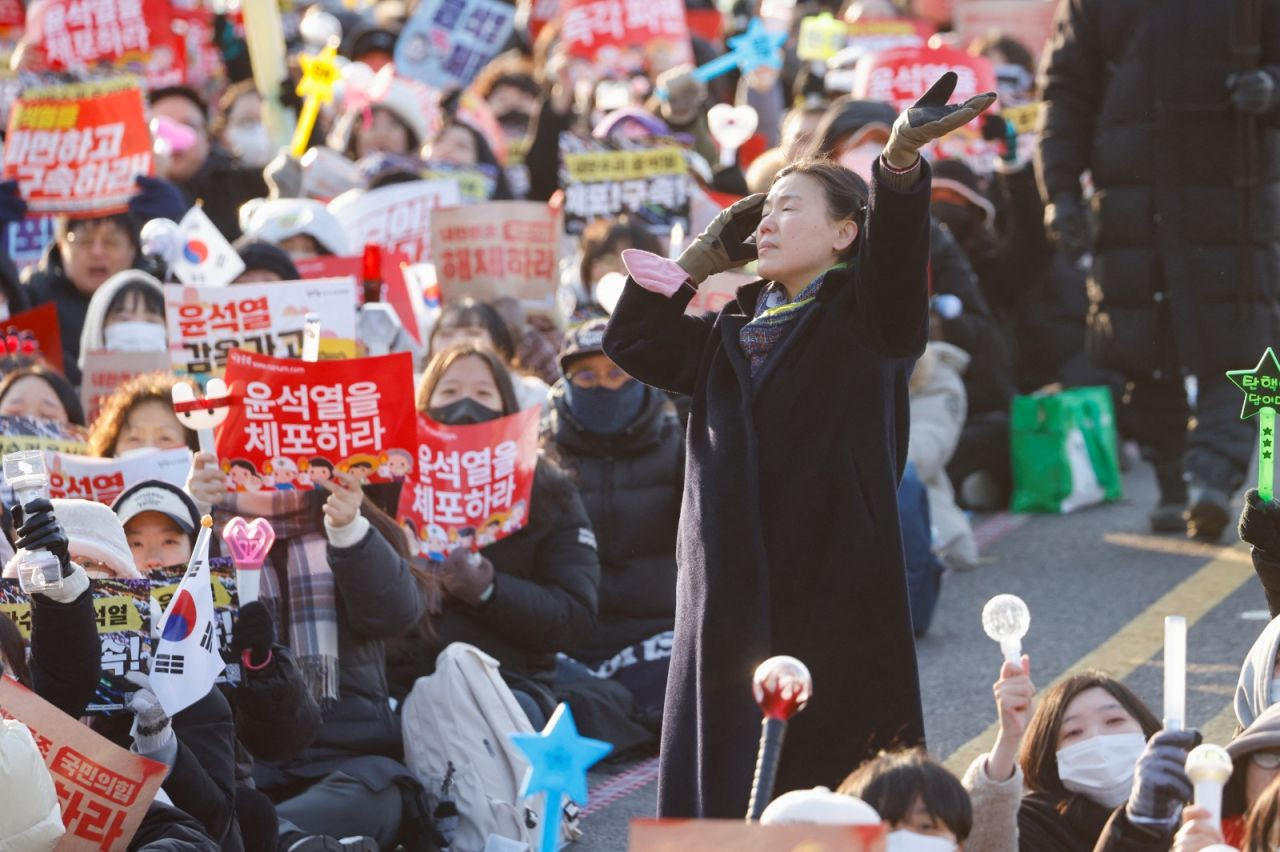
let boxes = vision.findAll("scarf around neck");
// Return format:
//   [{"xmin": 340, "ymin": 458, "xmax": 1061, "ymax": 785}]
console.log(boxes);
[{"xmin": 738, "ymin": 265, "xmax": 842, "ymax": 375}]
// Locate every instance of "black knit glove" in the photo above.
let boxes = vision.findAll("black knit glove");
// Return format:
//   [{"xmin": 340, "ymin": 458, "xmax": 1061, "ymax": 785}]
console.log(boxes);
[
  {"xmin": 232, "ymin": 601, "xmax": 275, "ymax": 666},
  {"xmin": 11, "ymin": 498, "xmax": 71, "ymax": 577},
  {"xmin": 1126, "ymin": 728, "xmax": 1200, "ymax": 826},
  {"xmin": 1240, "ymin": 488, "xmax": 1280, "ymax": 557}
]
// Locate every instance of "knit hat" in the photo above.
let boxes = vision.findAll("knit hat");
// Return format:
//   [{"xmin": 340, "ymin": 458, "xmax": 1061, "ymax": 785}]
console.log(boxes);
[
  {"xmin": 233, "ymin": 239, "xmax": 302, "ymax": 282},
  {"xmin": 558, "ymin": 318, "xmax": 609, "ymax": 374},
  {"xmin": 760, "ymin": 787, "xmax": 881, "ymax": 826},
  {"xmin": 112, "ymin": 480, "xmax": 200, "ymax": 542},
  {"xmin": 1236, "ymin": 613, "xmax": 1280, "ymax": 728},
  {"xmin": 592, "ymin": 108, "xmax": 672, "ymax": 141},
  {"xmin": 329, "ymin": 64, "xmax": 436, "ymax": 152},
  {"xmin": 0, "ymin": 720, "xmax": 64, "ymax": 851},
  {"xmin": 53, "ymin": 497, "xmax": 141, "ymax": 579},
  {"xmin": 932, "ymin": 159, "xmax": 996, "ymax": 224},
  {"xmin": 239, "ymin": 198, "xmax": 353, "ymax": 256},
  {"xmin": 341, "ymin": 24, "xmax": 398, "ymax": 62}
]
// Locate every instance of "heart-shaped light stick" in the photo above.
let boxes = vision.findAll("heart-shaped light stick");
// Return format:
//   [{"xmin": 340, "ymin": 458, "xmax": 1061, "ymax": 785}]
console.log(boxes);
[
  {"xmin": 708, "ymin": 104, "xmax": 759, "ymax": 169},
  {"xmin": 172, "ymin": 378, "xmax": 232, "ymax": 457},
  {"xmin": 222, "ymin": 516, "xmax": 276, "ymax": 606}
]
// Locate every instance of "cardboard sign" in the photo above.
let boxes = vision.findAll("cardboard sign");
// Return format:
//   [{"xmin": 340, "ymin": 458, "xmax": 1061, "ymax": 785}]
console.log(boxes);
[
  {"xmin": 431, "ymin": 201, "xmax": 560, "ymax": 315},
  {"xmin": 25, "ymin": 0, "xmax": 171, "ymax": 71},
  {"xmin": 559, "ymin": 133, "xmax": 691, "ymax": 235},
  {"xmin": 163, "ymin": 277, "xmax": 359, "ymax": 379},
  {"xmin": 394, "ymin": 0, "xmax": 514, "ymax": 90},
  {"xmin": 0, "ymin": 677, "xmax": 167, "ymax": 851},
  {"xmin": 4, "ymin": 301, "xmax": 64, "ymax": 371},
  {"xmin": 559, "ymin": 0, "xmax": 693, "ymax": 72},
  {"xmin": 397, "ymin": 407, "xmax": 539, "ymax": 559},
  {"xmin": 629, "ymin": 820, "xmax": 886, "ymax": 850},
  {"xmin": 0, "ymin": 578, "xmax": 151, "ymax": 713},
  {"xmin": 293, "ymin": 251, "xmax": 426, "ymax": 347},
  {"xmin": 45, "ymin": 447, "xmax": 193, "ymax": 504},
  {"xmin": 4, "ymin": 216, "xmax": 56, "ymax": 274},
  {"xmin": 952, "ymin": 0, "xmax": 1056, "ymax": 60},
  {"xmin": 329, "ymin": 179, "xmax": 463, "ymax": 264},
  {"xmin": 78, "ymin": 349, "xmax": 170, "ymax": 423},
  {"xmin": 217, "ymin": 349, "xmax": 418, "ymax": 492},
  {"xmin": 3, "ymin": 78, "xmax": 152, "ymax": 216},
  {"xmin": 148, "ymin": 556, "xmax": 240, "ymax": 686}
]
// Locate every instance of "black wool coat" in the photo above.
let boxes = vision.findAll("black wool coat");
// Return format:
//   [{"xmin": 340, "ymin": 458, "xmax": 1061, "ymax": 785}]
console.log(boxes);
[
  {"xmin": 602, "ymin": 160, "xmax": 931, "ymax": 819},
  {"xmin": 1037, "ymin": 0, "xmax": 1280, "ymax": 379}
]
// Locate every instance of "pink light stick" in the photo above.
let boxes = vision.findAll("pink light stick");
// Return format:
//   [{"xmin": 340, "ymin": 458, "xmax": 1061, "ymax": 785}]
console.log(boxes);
[{"xmin": 221, "ymin": 516, "xmax": 276, "ymax": 607}]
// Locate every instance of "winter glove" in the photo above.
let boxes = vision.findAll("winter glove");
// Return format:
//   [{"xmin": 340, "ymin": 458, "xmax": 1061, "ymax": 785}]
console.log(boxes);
[
  {"xmin": 440, "ymin": 538, "xmax": 495, "ymax": 607},
  {"xmin": 1229, "ymin": 70, "xmax": 1278, "ymax": 115},
  {"xmin": 125, "ymin": 672, "xmax": 175, "ymax": 758},
  {"xmin": 0, "ymin": 179, "xmax": 28, "ymax": 227},
  {"xmin": 12, "ymin": 498, "xmax": 71, "ymax": 578},
  {"xmin": 232, "ymin": 601, "xmax": 274, "ymax": 667},
  {"xmin": 264, "ymin": 151, "xmax": 303, "ymax": 199},
  {"xmin": 981, "ymin": 113, "xmax": 1020, "ymax": 164},
  {"xmin": 128, "ymin": 175, "xmax": 190, "ymax": 223},
  {"xmin": 1126, "ymin": 728, "xmax": 1200, "ymax": 826},
  {"xmin": 1239, "ymin": 488, "xmax": 1280, "ymax": 557},
  {"xmin": 883, "ymin": 72, "xmax": 998, "ymax": 170},
  {"xmin": 675, "ymin": 193, "xmax": 765, "ymax": 285},
  {"xmin": 655, "ymin": 65, "xmax": 704, "ymax": 125},
  {"xmin": 1044, "ymin": 191, "xmax": 1091, "ymax": 263}
]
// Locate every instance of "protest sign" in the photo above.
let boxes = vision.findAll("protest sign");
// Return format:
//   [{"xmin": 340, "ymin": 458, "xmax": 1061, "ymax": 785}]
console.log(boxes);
[
  {"xmin": 3, "ymin": 301, "xmax": 64, "ymax": 371},
  {"xmin": 3, "ymin": 78, "xmax": 152, "ymax": 216},
  {"xmin": 25, "ymin": 0, "xmax": 170, "ymax": 71},
  {"xmin": 0, "ymin": 677, "xmax": 167, "ymax": 851},
  {"xmin": 394, "ymin": 0, "xmax": 515, "ymax": 90},
  {"xmin": 79, "ymin": 349, "xmax": 170, "ymax": 423},
  {"xmin": 3, "ymin": 216, "xmax": 57, "ymax": 274},
  {"xmin": 431, "ymin": 201, "xmax": 560, "ymax": 315},
  {"xmin": 423, "ymin": 161, "xmax": 498, "ymax": 203},
  {"xmin": 217, "ymin": 349, "xmax": 418, "ymax": 492},
  {"xmin": 149, "ymin": 556, "xmax": 240, "ymax": 684},
  {"xmin": 0, "ymin": 578, "xmax": 151, "ymax": 713},
  {"xmin": 559, "ymin": 0, "xmax": 693, "ymax": 73},
  {"xmin": 397, "ymin": 407, "xmax": 540, "ymax": 559},
  {"xmin": 0, "ymin": 0, "xmax": 23, "ymax": 36},
  {"xmin": 952, "ymin": 0, "xmax": 1056, "ymax": 60},
  {"xmin": 163, "ymin": 277, "xmax": 359, "ymax": 379},
  {"xmin": 0, "ymin": 415, "xmax": 88, "ymax": 457},
  {"xmin": 329, "ymin": 179, "xmax": 462, "ymax": 263},
  {"xmin": 838, "ymin": 17, "xmax": 933, "ymax": 64},
  {"xmin": 294, "ymin": 250, "xmax": 426, "ymax": 347},
  {"xmin": 46, "ymin": 447, "xmax": 193, "ymax": 504},
  {"xmin": 559, "ymin": 133, "xmax": 691, "ymax": 235},
  {"xmin": 629, "ymin": 820, "xmax": 886, "ymax": 850}
]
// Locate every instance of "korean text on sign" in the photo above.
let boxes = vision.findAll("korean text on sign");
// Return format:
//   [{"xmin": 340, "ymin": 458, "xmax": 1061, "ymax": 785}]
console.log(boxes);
[
  {"xmin": 27, "ymin": 0, "xmax": 166, "ymax": 69},
  {"xmin": 558, "ymin": 134, "xmax": 691, "ymax": 234},
  {"xmin": 394, "ymin": 0, "xmax": 515, "ymax": 89},
  {"xmin": 431, "ymin": 201, "xmax": 561, "ymax": 313},
  {"xmin": 2, "ymin": 78, "xmax": 153, "ymax": 215}
]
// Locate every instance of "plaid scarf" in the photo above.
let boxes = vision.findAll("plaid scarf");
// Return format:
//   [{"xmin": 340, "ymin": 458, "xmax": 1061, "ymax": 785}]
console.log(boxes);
[
  {"xmin": 738, "ymin": 268, "xmax": 832, "ymax": 375},
  {"xmin": 223, "ymin": 490, "xmax": 340, "ymax": 706}
]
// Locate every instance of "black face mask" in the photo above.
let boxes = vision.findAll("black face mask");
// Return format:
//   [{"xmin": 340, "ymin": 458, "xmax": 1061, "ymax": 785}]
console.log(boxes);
[
  {"xmin": 428, "ymin": 397, "xmax": 502, "ymax": 426},
  {"xmin": 496, "ymin": 110, "xmax": 532, "ymax": 137}
]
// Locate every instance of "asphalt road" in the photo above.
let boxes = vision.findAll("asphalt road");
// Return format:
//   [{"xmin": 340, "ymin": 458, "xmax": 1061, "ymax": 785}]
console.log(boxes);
[{"xmin": 578, "ymin": 463, "xmax": 1267, "ymax": 849}]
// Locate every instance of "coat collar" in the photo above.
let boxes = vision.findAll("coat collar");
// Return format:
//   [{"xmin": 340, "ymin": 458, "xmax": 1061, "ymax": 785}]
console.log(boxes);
[{"xmin": 726, "ymin": 263, "xmax": 856, "ymax": 318}]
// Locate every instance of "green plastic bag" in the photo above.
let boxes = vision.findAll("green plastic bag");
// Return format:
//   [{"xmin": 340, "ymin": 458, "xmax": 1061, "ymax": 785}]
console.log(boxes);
[{"xmin": 1010, "ymin": 386, "xmax": 1123, "ymax": 513}]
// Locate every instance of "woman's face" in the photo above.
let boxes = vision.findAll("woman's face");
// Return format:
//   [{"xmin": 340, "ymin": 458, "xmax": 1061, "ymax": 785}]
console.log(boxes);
[
  {"xmin": 115, "ymin": 399, "xmax": 188, "ymax": 455},
  {"xmin": 60, "ymin": 220, "xmax": 135, "ymax": 297},
  {"xmin": 428, "ymin": 355, "xmax": 503, "ymax": 412},
  {"xmin": 892, "ymin": 796, "xmax": 959, "ymax": 845},
  {"xmin": 125, "ymin": 511, "xmax": 192, "ymax": 571},
  {"xmin": 357, "ymin": 108, "xmax": 413, "ymax": 158},
  {"xmin": 586, "ymin": 252, "xmax": 627, "ymax": 289},
  {"xmin": 235, "ymin": 269, "xmax": 286, "ymax": 284},
  {"xmin": 1246, "ymin": 750, "xmax": 1280, "ymax": 810},
  {"xmin": 433, "ymin": 324, "xmax": 494, "ymax": 358},
  {"xmin": 279, "ymin": 234, "xmax": 322, "ymax": 261},
  {"xmin": 0, "ymin": 376, "xmax": 67, "ymax": 422},
  {"xmin": 755, "ymin": 173, "xmax": 857, "ymax": 288},
  {"xmin": 430, "ymin": 126, "xmax": 478, "ymax": 167},
  {"xmin": 104, "ymin": 290, "xmax": 164, "ymax": 328},
  {"xmin": 1056, "ymin": 687, "xmax": 1144, "ymax": 749}
]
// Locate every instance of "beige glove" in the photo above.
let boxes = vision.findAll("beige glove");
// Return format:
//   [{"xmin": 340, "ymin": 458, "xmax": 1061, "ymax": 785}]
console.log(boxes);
[{"xmin": 883, "ymin": 72, "xmax": 998, "ymax": 169}]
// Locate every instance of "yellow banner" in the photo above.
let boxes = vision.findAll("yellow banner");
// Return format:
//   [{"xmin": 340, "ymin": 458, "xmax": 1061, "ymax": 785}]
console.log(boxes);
[{"xmin": 563, "ymin": 146, "xmax": 686, "ymax": 183}]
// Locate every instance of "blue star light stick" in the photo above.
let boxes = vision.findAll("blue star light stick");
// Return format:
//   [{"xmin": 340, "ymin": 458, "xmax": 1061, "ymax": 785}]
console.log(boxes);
[
  {"xmin": 511, "ymin": 703, "xmax": 612, "ymax": 852},
  {"xmin": 1227, "ymin": 347, "xmax": 1280, "ymax": 500},
  {"xmin": 688, "ymin": 19, "xmax": 787, "ymax": 86}
]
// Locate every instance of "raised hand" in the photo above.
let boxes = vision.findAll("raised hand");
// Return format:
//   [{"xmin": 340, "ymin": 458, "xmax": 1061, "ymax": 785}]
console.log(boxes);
[
  {"xmin": 675, "ymin": 193, "xmax": 766, "ymax": 285},
  {"xmin": 883, "ymin": 72, "xmax": 998, "ymax": 169}
]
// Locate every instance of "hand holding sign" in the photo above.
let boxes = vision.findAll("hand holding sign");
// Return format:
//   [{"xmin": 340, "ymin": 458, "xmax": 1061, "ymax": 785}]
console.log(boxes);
[
  {"xmin": 1227, "ymin": 348, "xmax": 1280, "ymax": 500},
  {"xmin": 440, "ymin": 536, "xmax": 495, "ymax": 606}
]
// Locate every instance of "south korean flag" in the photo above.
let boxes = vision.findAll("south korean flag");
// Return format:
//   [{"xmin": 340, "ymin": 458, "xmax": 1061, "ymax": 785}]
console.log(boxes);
[
  {"xmin": 165, "ymin": 205, "xmax": 245, "ymax": 288},
  {"xmin": 151, "ymin": 515, "xmax": 225, "ymax": 716}
]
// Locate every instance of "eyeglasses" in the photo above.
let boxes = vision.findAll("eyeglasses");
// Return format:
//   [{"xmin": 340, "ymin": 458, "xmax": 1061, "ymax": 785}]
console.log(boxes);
[
  {"xmin": 65, "ymin": 230, "xmax": 130, "ymax": 253},
  {"xmin": 568, "ymin": 367, "xmax": 630, "ymax": 389},
  {"xmin": 1252, "ymin": 750, "xmax": 1280, "ymax": 769}
]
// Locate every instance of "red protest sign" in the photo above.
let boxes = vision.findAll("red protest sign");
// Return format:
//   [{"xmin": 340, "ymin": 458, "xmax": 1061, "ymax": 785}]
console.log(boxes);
[
  {"xmin": 3, "ymin": 78, "xmax": 152, "ymax": 217},
  {"xmin": 26, "ymin": 0, "xmax": 170, "ymax": 71},
  {"xmin": 852, "ymin": 43, "xmax": 996, "ymax": 113},
  {"xmin": 397, "ymin": 407, "xmax": 539, "ymax": 559},
  {"xmin": 0, "ymin": 0, "xmax": 24, "ymax": 35},
  {"xmin": 629, "ymin": 820, "xmax": 886, "ymax": 850},
  {"xmin": 431, "ymin": 201, "xmax": 560, "ymax": 316},
  {"xmin": 559, "ymin": 0, "xmax": 693, "ymax": 72},
  {"xmin": 0, "ymin": 677, "xmax": 166, "ymax": 851},
  {"xmin": 217, "ymin": 349, "xmax": 418, "ymax": 492},
  {"xmin": 293, "ymin": 251, "xmax": 426, "ymax": 347},
  {"xmin": 952, "ymin": 0, "xmax": 1056, "ymax": 59},
  {"xmin": 4, "ymin": 301, "xmax": 63, "ymax": 371}
]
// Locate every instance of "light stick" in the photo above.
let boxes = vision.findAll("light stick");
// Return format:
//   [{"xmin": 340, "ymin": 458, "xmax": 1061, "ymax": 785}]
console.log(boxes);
[
  {"xmin": 746, "ymin": 655, "xmax": 812, "ymax": 821},
  {"xmin": 1185, "ymin": 744, "xmax": 1233, "ymax": 831},
  {"xmin": 172, "ymin": 379, "xmax": 231, "ymax": 457},
  {"xmin": 1164, "ymin": 615, "xmax": 1187, "ymax": 731},
  {"xmin": 221, "ymin": 517, "xmax": 276, "ymax": 606},
  {"xmin": 982, "ymin": 594, "xmax": 1030, "ymax": 665},
  {"xmin": 1227, "ymin": 348, "xmax": 1280, "ymax": 500}
]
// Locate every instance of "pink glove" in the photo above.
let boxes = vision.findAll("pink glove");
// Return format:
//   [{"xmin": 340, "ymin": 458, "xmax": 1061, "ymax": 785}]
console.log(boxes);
[{"xmin": 621, "ymin": 249, "xmax": 691, "ymax": 298}]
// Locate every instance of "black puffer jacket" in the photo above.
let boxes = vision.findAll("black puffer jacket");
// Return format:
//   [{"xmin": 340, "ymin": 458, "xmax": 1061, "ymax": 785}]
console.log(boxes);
[
  {"xmin": 1037, "ymin": 0, "xmax": 1280, "ymax": 379},
  {"xmin": 541, "ymin": 381, "xmax": 683, "ymax": 663},
  {"xmin": 387, "ymin": 459, "xmax": 600, "ymax": 695}
]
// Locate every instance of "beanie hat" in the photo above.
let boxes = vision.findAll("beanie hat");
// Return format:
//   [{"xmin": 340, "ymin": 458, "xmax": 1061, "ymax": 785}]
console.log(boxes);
[
  {"xmin": 52, "ymin": 497, "xmax": 141, "ymax": 579},
  {"xmin": 239, "ymin": 198, "xmax": 353, "ymax": 257},
  {"xmin": 0, "ymin": 720, "xmax": 64, "ymax": 851},
  {"xmin": 592, "ymin": 108, "xmax": 672, "ymax": 141},
  {"xmin": 330, "ymin": 65, "xmax": 435, "ymax": 151},
  {"xmin": 760, "ymin": 787, "xmax": 881, "ymax": 826},
  {"xmin": 1236, "ymin": 613, "xmax": 1280, "ymax": 729},
  {"xmin": 1228, "ymin": 701, "xmax": 1280, "ymax": 763},
  {"xmin": 932, "ymin": 159, "xmax": 996, "ymax": 224},
  {"xmin": 558, "ymin": 318, "xmax": 609, "ymax": 375},
  {"xmin": 233, "ymin": 239, "xmax": 302, "ymax": 282},
  {"xmin": 112, "ymin": 480, "xmax": 201, "ymax": 543}
]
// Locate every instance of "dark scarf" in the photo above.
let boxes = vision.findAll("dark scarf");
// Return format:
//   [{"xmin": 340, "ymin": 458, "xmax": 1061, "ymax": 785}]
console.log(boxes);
[{"xmin": 737, "ymin": 266, "xmax": 840, "ymax": 375}]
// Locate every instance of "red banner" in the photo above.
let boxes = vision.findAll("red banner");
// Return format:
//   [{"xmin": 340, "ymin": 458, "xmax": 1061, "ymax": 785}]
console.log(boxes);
[
  {"xmin": 852, "ymin": 43, "xmax": 996, "ymax": 113},
  {"xmin": 630, "ymin": 820, "xmax": 886, "ymax": 850},
  {"xmin": 217, "ymin": 349, "xmax": 418, "ymax": 492},
  {"xmin": 4, "ymin": 301, "xmax": 63, "ymax": 371},
  {"xmin": 2, "ymin": 78, "xmax": 153, "ymax": 216},
  {"xmin": 397, "ymin": 407, "xmax": 539, "ymax": 559},
  {"xmin": 0, "ymin": 677, "xmax": 166, "ymax": 851},
  {"xmin": 293, "ymin": 251, "xmax": 427, "ymax": 347},
  {"xmin": 26, "ymin": 0, "xmax": 170, "ymax": 70},
  {"xmin": 559, "ymin": 0, "xmax": 693, "ymax": 71}
]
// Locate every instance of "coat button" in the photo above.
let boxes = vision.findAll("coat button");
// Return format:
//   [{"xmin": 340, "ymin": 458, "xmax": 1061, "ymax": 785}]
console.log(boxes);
[
  {"xmin": 1153, "ymin": 212, "xmax": 1163, "ymax": 225},
  {"xmin": 1153, "ymin": 291, "xmax": 1165, "ymax": 303},
  {"xmin": 1153, "ymin": 369, "xmax": 1164, "ymax": 379}
]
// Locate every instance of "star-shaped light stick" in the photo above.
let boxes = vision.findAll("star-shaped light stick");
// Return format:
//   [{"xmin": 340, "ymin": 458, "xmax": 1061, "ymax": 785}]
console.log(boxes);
[
  {"xmin": 510, "ymin": 703, "xmax": 612, "ymax": 852},
  {"xmin": 687, "ymin": 19, "xmax": 787, "ymax": 87},
  {"xmin": 291, "ymin": 39, "xmax": 341, "ymax": 158},
  {"xmin": 1227, "ymin": 347, "xmax": 1280, "ymax": 500}
]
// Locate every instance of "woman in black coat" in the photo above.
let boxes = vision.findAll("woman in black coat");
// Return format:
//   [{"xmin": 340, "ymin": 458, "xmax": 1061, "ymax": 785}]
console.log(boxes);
[{"xmin": 601, "ymin": 75, "xmax": 995, "ymax": 818}]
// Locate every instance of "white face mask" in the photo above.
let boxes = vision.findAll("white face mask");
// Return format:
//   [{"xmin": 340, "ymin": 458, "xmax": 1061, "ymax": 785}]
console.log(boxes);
[
  {"xmin": 1270, "ymin": 678, "xmax": 1280, "ymax": 705},
  {"xmin": 103, "ymin": 320, "xmax": 166, "ymax": 352},
  {"xmin": 1056, "ymin": 732, "xmax": 1146, "ymax": 809},
  {"xmin": 838, "ymin": 141, "xmax": 885, "ymax": 182},
  {"xmin": 226, "ymin": 124, "xmax": 273, "ymax": 168},
  {"xmin": 885, "ymin": 830, "xmax": 957, "ymax": 852}
]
